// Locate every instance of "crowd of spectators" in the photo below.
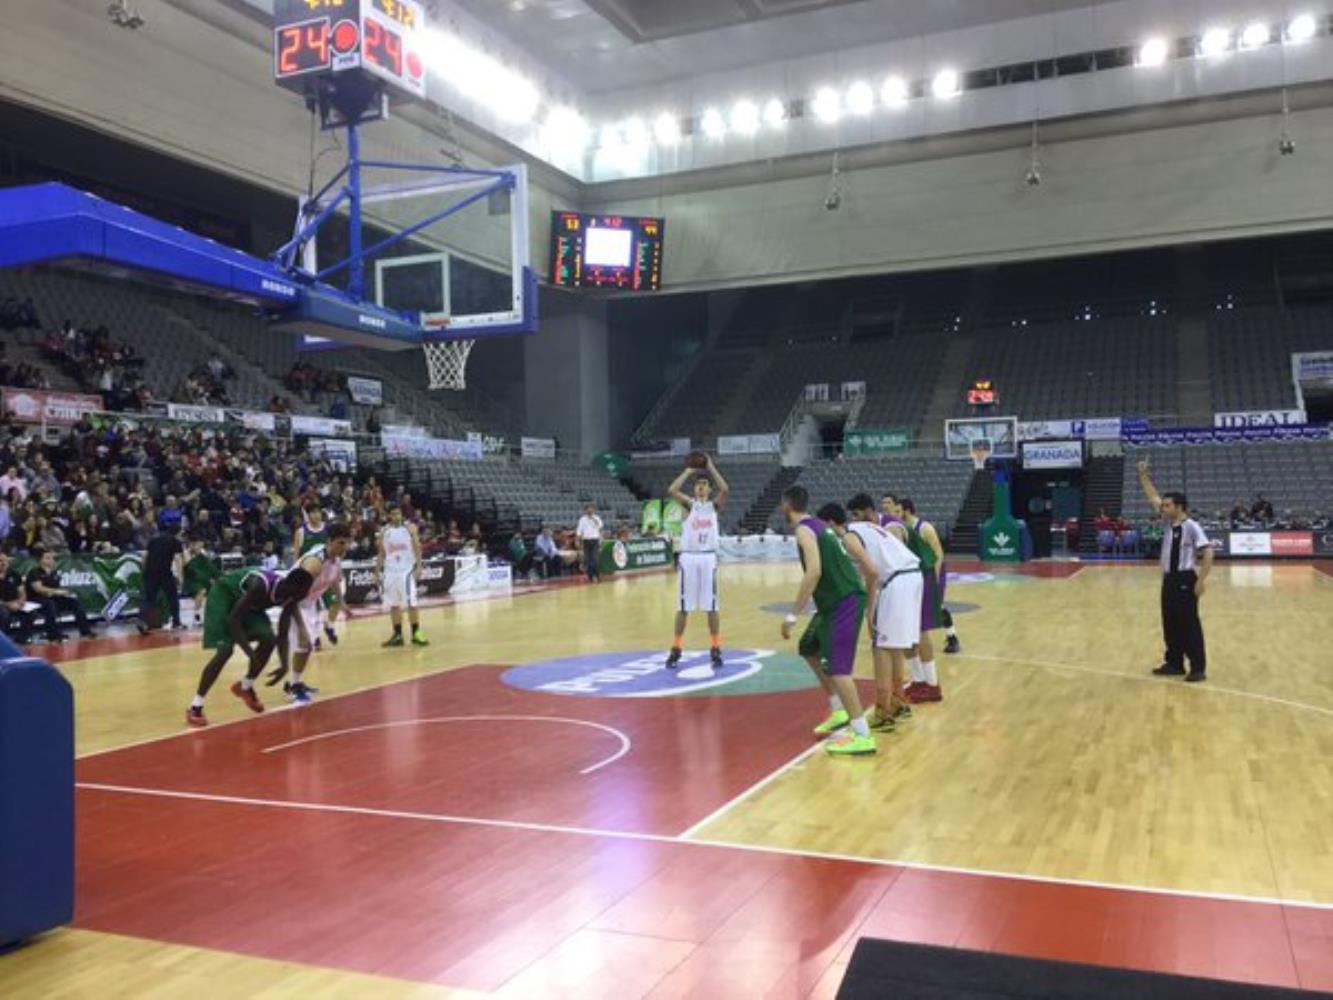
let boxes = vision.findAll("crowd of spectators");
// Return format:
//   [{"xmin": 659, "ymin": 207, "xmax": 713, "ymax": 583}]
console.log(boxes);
[
  {"xmin": 40, "ymin": 319, "xmax": 151, "ymax": 409},
  {"xmin": 285, "ymin": 360, "xmax": 343, "ymax": 401},
  {"xmin": 0, "ymin": 297, "xmax": 41, "ymax": 332}
]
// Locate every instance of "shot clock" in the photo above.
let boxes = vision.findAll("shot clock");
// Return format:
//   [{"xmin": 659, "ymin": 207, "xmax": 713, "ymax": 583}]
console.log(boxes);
[{"xmin": 273, "ymin": 0, "xmax": 426, "ymax": 108}]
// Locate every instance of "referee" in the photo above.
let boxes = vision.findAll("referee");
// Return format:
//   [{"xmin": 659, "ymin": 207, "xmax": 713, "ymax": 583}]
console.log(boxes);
[{"xmin": 1136, "ymin": 459, "xmax": 1215, "ymax": 682}]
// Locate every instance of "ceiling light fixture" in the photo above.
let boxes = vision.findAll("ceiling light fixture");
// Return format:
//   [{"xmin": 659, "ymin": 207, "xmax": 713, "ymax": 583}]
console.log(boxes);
[
  {"xmin": 700, "ymin": 107, "xmax": 726, "ymax": 140},
  {"xmin": 846, "ymin": 81, "xmax": 874, "ymax": 115},
  {"xmin": 731, "ymin": 99, "xmax": 760, "ymax": 135},
  {"xmin": 1286, "ymin": 13, "xmax": 1317, "ymax": 43},
  {"xmin": 931, "ymin": 68, "xmax": 960, "ymax": 99},
  {"xmin": 881, "ymin": 75, "xmax": 909, "ymax": 107},
  {"xmin": 812, "ymin": 87, "xmax": 842, "ymax": 123},
  {"xmin": 762, "ymin": 98, "xmax": 787, "ymax": 128},
  {"xmin": 1137, "ymin": 36, "xmax": 1170, "ymax": 66}
]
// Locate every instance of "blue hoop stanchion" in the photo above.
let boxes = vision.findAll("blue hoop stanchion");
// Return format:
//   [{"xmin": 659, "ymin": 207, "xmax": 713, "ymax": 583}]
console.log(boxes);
[{"xmin": 0, "ymin": 638, "xmax": 74, "ymax": 948}]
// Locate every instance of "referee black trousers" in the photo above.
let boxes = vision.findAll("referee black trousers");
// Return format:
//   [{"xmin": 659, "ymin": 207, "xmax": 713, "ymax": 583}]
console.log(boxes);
[
  {"xmin": 582, "ymin": 539, "xmax": 600, "ymax": 581},
  {"xmin": 1161, "ymin": 570, "xmax": 1205, "ymax": 673}
]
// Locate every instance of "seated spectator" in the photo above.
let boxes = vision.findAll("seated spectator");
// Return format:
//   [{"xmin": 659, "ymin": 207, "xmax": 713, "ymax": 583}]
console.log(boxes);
[
  {"xmin": 507, "ymin": 532, "xmax": 534, "ymax": 578},
  {"xmin": 25, "ymin": 548, "xmax": 93, "ymax": 640},
  {"xmin": 1251, "ymin": 494, "xmax": 1274, "ymax": 522},
  {"xmin": 0, "ymin": 550, "xmax": 37, "ymax": 644},
  {"xmin": 445, "ymin": 518, "xmax": 464, "ymax": 554},
  {"xmin": 533, "ymin": 526, "xmax": 560, "ymax": 579},
  {"xmin": 466, "ymin": 520, "xmax": 486, "ymax": 554},
  {"xmin": 0, "ymin": 465, "xmax": 27, "ymax": 502}
]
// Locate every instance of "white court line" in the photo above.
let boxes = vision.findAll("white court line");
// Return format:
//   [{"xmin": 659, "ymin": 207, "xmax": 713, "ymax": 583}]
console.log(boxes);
[
  {"xmin": 261, "ymin": 715, "xmax": 631, "ymax": 775},
  {"xmin": 677, "ymin": 743, "xmax": 822, "ymax": 839},
  {"xmin": 959, "ymin": 652, "xmax": 1333, "ymax": 720},
  {"xmin": 75, "ymin": 781, "xmax": 1333, "ymax": 913}
]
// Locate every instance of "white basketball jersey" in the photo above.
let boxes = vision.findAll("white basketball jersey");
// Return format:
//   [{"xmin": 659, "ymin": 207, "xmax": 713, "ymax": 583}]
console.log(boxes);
[
  {"xmin": 847, "ymin": 521, "xmax": 920, "ymax": 578},
  {"xmin": 680, "ymin": 500, "xmax": 718, "ymax": 553},
  {"xmin": 298, "ymin": 544, "xmax": 342, "ymax": 602},
  {"xmin": 382, "ymin": 524, "xmax": 415, "ymax": 571}
]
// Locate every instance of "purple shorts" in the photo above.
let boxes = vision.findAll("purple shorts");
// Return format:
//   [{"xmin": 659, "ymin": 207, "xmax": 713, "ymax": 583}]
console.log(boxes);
[
  {"xmin": 921, "ymin": 566, "xmax": 946, "ymax": 632},
  {"xmin": 798, "ymin": 593, "xmax": 867, "ymax": 676}
]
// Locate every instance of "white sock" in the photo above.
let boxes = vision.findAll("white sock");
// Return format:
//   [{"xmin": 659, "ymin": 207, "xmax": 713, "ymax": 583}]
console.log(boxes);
[
  {"xmin": 908, "ymin": 656, "xmax": 924, "ymax": 683},
  {"xmin": 241, "ymin": 677, "xmax": 254, "ymax": 691},
  {"xmin": 190, "ymin": 695, "xmax": 204, "ymax": 709},
  {"xmin": 292, "ymin": 671, "xmax": 304, "ymax": 684},
  {"xmin": 850, "ymin": 716, "xmax": 870, "ymax": 737},
  {"xmin": 923, "ymin": 660, "xmax": 938, "ymax": 686},
  {"xmin": 946, "ymin": 626, "xmax": 958, "ymax": 638},
  {"xmin": 828, "ymin": 694, "xmax": 844, "ymax": 712}
]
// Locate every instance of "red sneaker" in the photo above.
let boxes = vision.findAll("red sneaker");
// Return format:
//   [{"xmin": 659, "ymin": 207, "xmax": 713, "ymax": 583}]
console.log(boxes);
[
  {"xmin": 185, "ymin": 706, "xmax": 208, "ymax": 728},
  {"xmin": 903, "ymin": 682, "xmax": 923, "ymax": 697},
  {"xmin": 230, "ymin": 681, "xmax": 265, "ymax": 714},
  {"xmin": 908, "ymin": 684, "xmax": 943, "ymax": 704}
]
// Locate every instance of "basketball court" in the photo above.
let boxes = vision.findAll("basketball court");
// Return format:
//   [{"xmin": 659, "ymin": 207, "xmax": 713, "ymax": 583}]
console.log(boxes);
[{"xmin": 7, "ymin": 561, "xmax": 1333, "ymax": 997}]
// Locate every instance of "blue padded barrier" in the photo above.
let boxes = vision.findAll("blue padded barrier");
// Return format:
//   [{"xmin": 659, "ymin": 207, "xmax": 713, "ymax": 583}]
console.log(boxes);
[{"xmin": 0, "ymin": 645, "xmax": 74, "ymax": 947}]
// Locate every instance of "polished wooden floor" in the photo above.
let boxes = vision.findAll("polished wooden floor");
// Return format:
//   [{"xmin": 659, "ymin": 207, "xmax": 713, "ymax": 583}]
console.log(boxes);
[{"xmin": 7, "ymin": 561, "xmax": 1333, "ymax": 996}]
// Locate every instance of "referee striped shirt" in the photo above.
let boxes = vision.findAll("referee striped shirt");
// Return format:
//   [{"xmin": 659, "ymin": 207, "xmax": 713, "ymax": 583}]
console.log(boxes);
[{"xmin": 1160, "ymin": 517, "xmax": 1213, "ymax": 575}]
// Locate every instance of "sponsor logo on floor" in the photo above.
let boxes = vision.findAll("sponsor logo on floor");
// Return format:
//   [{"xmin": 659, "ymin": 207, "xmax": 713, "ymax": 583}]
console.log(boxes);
[{"xmin": 502, "ymin": 648, "xmax": 819, "ymax": 698}]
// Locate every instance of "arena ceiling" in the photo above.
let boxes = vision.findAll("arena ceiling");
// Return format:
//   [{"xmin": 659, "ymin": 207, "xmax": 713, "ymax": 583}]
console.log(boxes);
[{"xmin": 451, "ymin": 0, "xmax": 1101, "ymax": 91}]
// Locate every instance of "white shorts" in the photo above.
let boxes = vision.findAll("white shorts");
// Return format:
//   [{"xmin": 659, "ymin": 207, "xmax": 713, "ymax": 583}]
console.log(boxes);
[
  {"xmin": 873, "ymin": 571, "xmax": 923, "ymax": 649},
  {"xmin": 381, "ymin": 567, "xmax": 418, "ymax": 609},
  {"xmin": 288, "ymin": 596, "xmax": 324, "ymax": 655},
  {"xmin": 677, "ymin": 551, "xmax": 718, "ymax": 613}
]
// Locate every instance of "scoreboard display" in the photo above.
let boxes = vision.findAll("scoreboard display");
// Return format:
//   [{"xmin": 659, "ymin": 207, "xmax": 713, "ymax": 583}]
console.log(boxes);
[
  {"xmin": 550, "ymin": 212, "xmax": 665, "ymax": 291},
  {"xmin": 273, "ymin": 0, "xmax": 426, "ymax": 102},
  {"xmin": 967, "ymin": 379, "xmax": 998, "ymax": 406}
]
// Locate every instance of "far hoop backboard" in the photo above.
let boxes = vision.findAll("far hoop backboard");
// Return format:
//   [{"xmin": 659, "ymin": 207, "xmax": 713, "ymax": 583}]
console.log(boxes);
[{"xmin": 945, "ymin": 416, "xmax": 1018, "ymax": 461}]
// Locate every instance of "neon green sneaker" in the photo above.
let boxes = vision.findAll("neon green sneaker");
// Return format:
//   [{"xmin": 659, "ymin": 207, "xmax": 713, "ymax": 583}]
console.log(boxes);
[
  {"xmin": 864, "ymin": 707, "xmax": 897, "ymax": 732},
  {"xmin": 825, "ymin": 732, "xmax": 877, "ymax": 756},
  {"xmin": 812, "ymin": 709, "xmax": 849, "ymax": 736},
  {"xmin": 411, "ymin": 631, "xmax": 429, "ymax": 647}
]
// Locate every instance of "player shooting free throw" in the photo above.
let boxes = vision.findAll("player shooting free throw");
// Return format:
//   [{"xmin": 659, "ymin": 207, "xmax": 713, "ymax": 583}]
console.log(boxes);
[{"xmin": 665, "ymin": 453, "xmax": 730, "ymax": 669}]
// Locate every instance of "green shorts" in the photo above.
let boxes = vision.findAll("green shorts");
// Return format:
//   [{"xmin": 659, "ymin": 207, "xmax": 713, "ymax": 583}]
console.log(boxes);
[{"xmin": 201, "ymin": 594, "xmax": 274, "ymax": 651}]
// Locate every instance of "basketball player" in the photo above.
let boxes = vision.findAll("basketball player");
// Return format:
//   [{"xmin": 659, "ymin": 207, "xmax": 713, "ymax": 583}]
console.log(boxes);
[
  {"xmin": 883, "ymin": 493, "xmax": 960, "ymax": 655},
  {"xmin": 267, "ymin": 522, "xmax": 351, "ymax": 704},
  {"xmin": 779, "ymin": 485, "xmax": 874, "ymax": 756},
  {"xmin": 665, "ymin": 455, "xmax": 730, "ymax": 668},
  {"xmin": 845, "ymin": 494, "xmax": 922, "ymax": 729},
  {"xmin": 379, "ymin": 504, "xmax": 427, "ymax": 647},
  {"xmin": 185, "ymin": 562, "xmax": 316, "ymax": 727},
  {"xmin": 293, "ymin": 505, "xmax": 339, "ymax": 647},
  {"xmin": 895, "ymin": 497, "xmax": 948, "ymax": 702}
]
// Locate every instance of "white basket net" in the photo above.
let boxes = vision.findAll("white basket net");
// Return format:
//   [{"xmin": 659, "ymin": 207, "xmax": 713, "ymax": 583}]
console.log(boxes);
[{"xmin": 423, "ymin": 338, "xmax": 475, "ymax": 390}]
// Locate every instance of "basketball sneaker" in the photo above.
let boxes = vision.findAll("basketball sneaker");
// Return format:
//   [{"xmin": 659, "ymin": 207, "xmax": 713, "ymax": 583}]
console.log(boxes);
[
  {"xmin": 1152, "ymin": 664, "xmax": 1186, "ymax": 676},
  {"xmin": 812, "ymin": 709, "xmax": 850, "ymax": 736},
  {"xmin": 864, "ymin": 706, "xmax": 897, "ymax": 732},
  {"xmin": 284, "ymin": 681, "xmax": 317, "ymax": 704},
  {"xmin": 665, "ymin": 648, "xmax": 682, "ymax": 669},
  {"xmin": 230, "ymin": 681, "xmax": 264, "ymax": 714},
  {"xmin": 825, "ymin": 732, "xmax": 876, "ymax": 756},
  {"xmin": 892, "ymin": 702, "xmax": 914, "ymax": 722},
  {"xmin": 908, "ymin": 684, "xmax": 943, "ymax": 704},
  {"xmin": 324, "ymin": 626, "xmax": 339, "ymax": 646},
  {"xmin": 185, "ymin": 706, "xmax": 208, "ymax": 728},
  {"xmin": 382, "ymin": 634, "xmax": 405, "ymax": 647},
  {"xmin": 709, "ymin": 646, "xmax": 723, "ymax": 667},
  {"xmin": 410, "ymin": 631, "xmax": 429, "ymax": 647},
  {"xmin": 1185, "ymin": 671, "xmax": 1207, "ymax": 683},
  {"xmin": 944, "ymin": 635, "xmax": 961, "ymax": 654}
]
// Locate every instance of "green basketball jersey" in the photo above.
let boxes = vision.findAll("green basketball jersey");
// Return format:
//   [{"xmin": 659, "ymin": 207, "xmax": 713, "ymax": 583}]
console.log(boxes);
[
  {"xmin": 299, "ymin": 521, "xmax": 328, "ymax": 556},
  {"xmin": 902, "ymin": 516, "xmax": 939, "ymax": 571},
  {"xmin": 798, "ymin": 516, "xmax": 865, "ymax": 612}
]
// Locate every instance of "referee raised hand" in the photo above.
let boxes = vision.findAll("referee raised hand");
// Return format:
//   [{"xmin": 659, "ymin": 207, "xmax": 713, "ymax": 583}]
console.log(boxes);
[{"xmin": 1137, "ymin": 458, "xmax": 1216, "ymax": 682}]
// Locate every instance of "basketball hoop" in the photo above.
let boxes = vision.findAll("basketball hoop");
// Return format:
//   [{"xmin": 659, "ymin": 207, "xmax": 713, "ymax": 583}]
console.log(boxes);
[
  {"xmin": 969, "ymin": 438, "xmax": 993, "ymax": 471},
  {"xmin": 424, "ymin": 338, "xmax": 475, "ymax": 390}
]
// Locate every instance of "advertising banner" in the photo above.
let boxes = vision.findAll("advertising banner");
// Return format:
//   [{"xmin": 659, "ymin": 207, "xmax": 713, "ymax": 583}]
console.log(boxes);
[
  {"xmin": 1293, "ymin": 351, "xmax": 1333, "ymax": 384},
  {"xmin": 641, "ymin": 499, "xmax": 663, "ymax": 535},
  {"xmin": 308, "ymin": 437, "xmax": 357, "ymax": 472},
  {"xmin": 382, "ymin": 424, "xmax": 427, "ymax": 438},
  {"xmin": 630, "ymin": 438, "xmax": 691, "ymax": 460},
  {"xmin": 717, "ymin": 434, "xmax": 781, "ymax": 455},
  {"xmin": 804, "ymin": 383, "xmax": 830, "ymax": 402},
  {"xmin": 718, "ymin": 535, "xmax": 798, "ymax": 563},
  {"xmin": 291, "ymin": 415, "xmax": 353, "ymax": 436},
  {"xmin": 1126, "ymin": 423, "xmax": 1330, "ymax": 446},
  {"xmin": 1214, "ymin": 409, "xmax": 1307, "ymax": 428},
  {"xmin": 844, "ymin": 427, "xmax": 910, "ymax": 455},
  {"xmin": 240, "ymin": 411, "xmax": 276, "ymax": 432},
  {"xmin": 1271, "ymin": 531, "xmax": 1314, "ymax": 556},
  {"xmin": 1021, "ymin": 440, "xmax": 1083, "ymax": 469},
  {"xmin": 166, "ymin": 403, "xmax": 225, "ymax": 424},
  {"xmin": 598, "ymin": 537, "xmax": 672, "ymax": 575},
  {"xmin": 346, "ymin": 376, "xmax": 383, "ymax": 406},
  {"xmin": 521, "ymin": 436, "xmax": 557, "ymax": 459},
  {"xmin": 1315, "ymin": 530, "xmax": 1333, "ymax": 557},
  {"xmin": 382, "ymin": 434, "xmax": 483, "ymax": 460},
  {"xmin": 661, "ymin": 500, "xmax": 685, "ymax": 540},
  {"xmin": 1079, "ymin": 417, "xmax": 1124, "ymax": 440},
  {"xmin": 1228, "ymin": 532, "xmax": 1273, "ymax": 556},
  {"xmin": 840, "ymin": 381, "xmax": 867, "ymax": 401},
  {"xmin": 466, "ymin": 432, "xmax": 508, "ymax": 456},
  {"xmin": 341, "ymin": 557, "xmax": 456, "ymax": 605},
  {"xmin": 1018, "ymin": 420, "xmax": 1075, "ymax": 442},
  {"xmin": 2, "ymin": 388, "xmax": 102, "ymax": 426}
]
